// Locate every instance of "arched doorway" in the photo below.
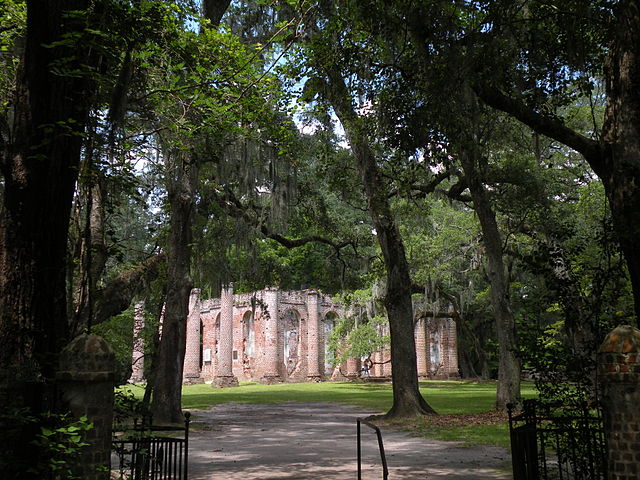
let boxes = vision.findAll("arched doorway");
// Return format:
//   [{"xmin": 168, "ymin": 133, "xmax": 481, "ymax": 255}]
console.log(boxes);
[
  {"xmin": 242, "ymin": 310, "xmax": 255, "ymax": 378},
  {"xmin": 282, "ymin": 309, "xmax": 301, "ymax": 376},
  {"xmin": 430, "ymin": 323, "xmax": 441, "ymax": 375},
  {"xmin": 199, "ymin": 320, "xmax": 204, "ymax": 368},
  {"xmin": 214, "ymin": 313, "xmax": 220, "ymax": 372},
  {"xmin": 323, "ymin": 312, "xmax": 337, "ymax": 376}
]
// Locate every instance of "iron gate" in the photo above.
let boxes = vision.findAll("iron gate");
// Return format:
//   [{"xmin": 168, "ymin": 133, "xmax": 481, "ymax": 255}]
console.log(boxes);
[
  {"xmin": 508, "ymin": 400, "xmax": 606, "ymax": 480},
  {"xmin": 112, "ymin": 412, "xmax": 190, "ymax": 480}
]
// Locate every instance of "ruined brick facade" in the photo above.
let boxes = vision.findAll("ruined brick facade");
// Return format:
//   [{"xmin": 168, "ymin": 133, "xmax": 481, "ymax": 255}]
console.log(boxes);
[{"xmin": 133, "ymin": 286, "xmax": 459, "ymax": 384}]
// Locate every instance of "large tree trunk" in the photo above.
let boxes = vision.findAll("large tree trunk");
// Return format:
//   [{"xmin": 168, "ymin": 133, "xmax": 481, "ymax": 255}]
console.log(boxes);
[
  {"xmin": 71, "ymin": 175, "xmax": 108, "ymax": 335},
  {"xmin": 321, "ymin": 70, "xmax": 436, "ymax": 418},
  {"xmin": 150, "ymin": 150, "xmax": 197, "ymax": 424},
  {"xmin": 0, "ymin": 1, "xmax": 95, "ymax": 476},
  {"xmin": 148, "ymin": 0, "xmax": 231, "ymax": 425},
  {"xmin": 458, "ymin": 143, "xmax": 521, "ymax": 410},
  {"xmin": 600, "ymin": 0, "xmax": 640, "ymax": 323},
  {"xmin": 456, "ymin": 88, "xmax": 521, "ymax": 410}
]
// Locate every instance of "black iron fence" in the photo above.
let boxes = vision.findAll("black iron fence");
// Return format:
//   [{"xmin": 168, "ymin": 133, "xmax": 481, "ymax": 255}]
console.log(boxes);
[
  {"xmin": 357, "ymin": 418, "xmax": 388, "ymax": 480},
  {"xmin": 112, "ymin": 412, "xmax": 190, "ymax": 480},
  {"xmin": 508, "ymin": 400, "xmax": 607, "ymax": 480}
]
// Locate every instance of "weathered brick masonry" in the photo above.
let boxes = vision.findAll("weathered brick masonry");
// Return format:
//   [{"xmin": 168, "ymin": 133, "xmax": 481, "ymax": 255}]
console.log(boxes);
[
  {"xmin": 133, "ymin": 286, "xmax": 459, "ymax": 384},
  {"xmin": 598, "ymin": 325, "xmax": 640, "ymax": 480}
]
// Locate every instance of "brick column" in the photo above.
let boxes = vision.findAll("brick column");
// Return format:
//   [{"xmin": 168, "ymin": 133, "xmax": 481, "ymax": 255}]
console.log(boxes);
[
  {"xmin": 346, "ymin": 356, "xmax": 360, "ymax": 377},
  {"xmin": 214, "ymin": 284, "xmax": 238, "ymax": 387},
  {"xmin": 415, "ymin": 317, "xmax": 428, "ymax": 378},
  {"xmin": 183, "ymin": 288, "xmax": 203, "ymax": 384},
  {"xmin": 262, "ymin": 286, "xmax": 281, "ymax": 382},
  {"xmin": 598, "ymin": 324, "xmax": 640, "ymax": 480},
  {"xmin": 373, "ymin": 349, "xmax": 384, "ymax": 377},
  {"xmin": 446, "ymin": 318, "xmax": 459, "ymax": 377},
  {"xmin": 57, "ymin": 334, "xmax": 115, "ymax": 480},
  {"xmin": 129, "ymin": 301, "xmax": 145, "ymax": 383},
  {"xmin": 306, "ymin": 291, "xmax": 321, "ymax": 381}
]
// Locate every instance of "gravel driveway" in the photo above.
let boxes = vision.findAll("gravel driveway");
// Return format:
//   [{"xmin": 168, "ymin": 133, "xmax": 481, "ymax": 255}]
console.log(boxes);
[{"xmin": 187, "ymin": 402, "xmax": 512, "ymax": 479}]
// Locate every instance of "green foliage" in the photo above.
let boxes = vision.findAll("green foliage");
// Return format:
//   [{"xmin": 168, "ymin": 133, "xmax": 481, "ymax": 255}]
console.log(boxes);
[
  {"xmin": 114, "ymin": 387, "xmax": 149, "ymax": 427},
  {"xmin": 92, "ymin": 306, "xmax": 159, "ymax": 385},
  {"xmin": 29, "ymin": 413, "xmax": 93, "ymax": 479},
  {"xmin": 511, "ymin": 179, "xmax": 630, "ymax": 403},
  {"xmin": 326, "ymin": 288, "xmax": 389, "ymax": 365},
  {"xmin": 344, "ymin": 316, "xmax": 389, "ymax": 358},
  {"xmin": 0, "ymin": 0, "xmax": 25, "ymax": 114},
  {"xmin": 92, "ymin": 307, "xmax": 135, "ymax": 384}
]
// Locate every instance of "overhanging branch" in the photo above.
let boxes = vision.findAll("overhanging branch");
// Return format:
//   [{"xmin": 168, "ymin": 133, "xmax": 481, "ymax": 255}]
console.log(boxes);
[
  {"xmin": 472, "ymin": 83, "xmax": 604, "ymax": 176},
  {"xmin": 207, "ymin": 186, "xmax": 358, "ymax": 256}
]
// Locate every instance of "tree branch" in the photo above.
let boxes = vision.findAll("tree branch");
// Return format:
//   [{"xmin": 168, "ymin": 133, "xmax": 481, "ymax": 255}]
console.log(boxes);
[
  {"xmin": 206, "ymin": 186, "xmax": 358, "ymax": 255},
  {"xmin": 93, "ymin": 252, "xmax": 166, "ymax": 325},
  {"xmin": 472, "ymin": 83, "xmax": 604, "ymax": 175}
]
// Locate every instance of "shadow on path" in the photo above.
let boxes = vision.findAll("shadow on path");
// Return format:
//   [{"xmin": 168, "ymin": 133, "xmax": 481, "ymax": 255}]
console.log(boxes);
[{"xmin": 188, "ymin": 402, "xmax": 511, "ymax": 480}]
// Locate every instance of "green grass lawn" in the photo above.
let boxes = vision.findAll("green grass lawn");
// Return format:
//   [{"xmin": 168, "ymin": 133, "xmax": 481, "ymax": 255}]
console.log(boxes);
[{"xmin": 122, "ymin": 380, "xmax": 536, "ymax": 448}]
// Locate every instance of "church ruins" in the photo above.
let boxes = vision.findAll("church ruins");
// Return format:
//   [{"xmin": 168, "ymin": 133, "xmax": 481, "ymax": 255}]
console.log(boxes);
[{"xmin": 129, "ymin": 286, "xmax": 459, "ymax": 385}]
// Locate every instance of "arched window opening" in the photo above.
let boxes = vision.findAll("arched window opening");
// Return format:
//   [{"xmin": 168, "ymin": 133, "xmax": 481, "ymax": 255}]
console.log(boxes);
[
  {"xmin": 323, "ymin": 312, "xmax": 337, "ymax": 374},
  {"xmin": 243, "ymin": 310, "xmax": 255, "ymax": 359},
  {"xmin": 283, "ymin": 309, "xmax": 300, "ymax": 375},
  {"xmin": 199, "ymin": 320, "xmax": 204, "ymax": 368},
  {"xmin": 430, "ymin": 328, "xmax": 441, "ymax": 374}
]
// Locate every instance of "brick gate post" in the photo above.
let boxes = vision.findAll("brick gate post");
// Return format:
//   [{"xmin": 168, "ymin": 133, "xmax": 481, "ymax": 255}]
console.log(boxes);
[
  {"xmin": 57, "ymin": 334, "xmax": 115, "ymax": 480},
  {"xmin": 598, "ymin": 324, "xmax": 640, "ymax": 480}
]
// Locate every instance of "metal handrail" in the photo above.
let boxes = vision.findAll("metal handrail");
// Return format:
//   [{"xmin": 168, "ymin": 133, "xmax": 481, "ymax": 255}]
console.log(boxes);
[{"xmin": 357, "ymin": 418, "xmax": 389, "ymax": 480}]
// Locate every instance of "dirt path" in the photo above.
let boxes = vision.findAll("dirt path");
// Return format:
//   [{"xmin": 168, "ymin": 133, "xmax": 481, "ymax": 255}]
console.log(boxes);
[{"xmin": 187, "ymin": 402, "xmax": 512, "ymax": 480}]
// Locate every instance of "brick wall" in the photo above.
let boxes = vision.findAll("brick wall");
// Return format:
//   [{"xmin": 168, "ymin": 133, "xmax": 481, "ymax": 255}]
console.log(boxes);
[
  {"xmin": 598, "ymin": 325, "xmax": 640, "ymax": 480},
  {"xmin": 145, "ymin": 287, "xmax": 459, "ymax": 385}
]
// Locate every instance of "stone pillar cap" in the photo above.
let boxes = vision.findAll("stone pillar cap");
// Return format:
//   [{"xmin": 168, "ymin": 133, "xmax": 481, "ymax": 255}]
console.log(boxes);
[
  {"xmin": 598, "ymin": 325, "xmax": 640, "ymax": 353},
  {"xmin": 62, "ymin": 333, "xmax": 114, "ymax": 356},
  {"xmin": 57, "ymin": 334, "xmax": 115, "ymax": 380}
]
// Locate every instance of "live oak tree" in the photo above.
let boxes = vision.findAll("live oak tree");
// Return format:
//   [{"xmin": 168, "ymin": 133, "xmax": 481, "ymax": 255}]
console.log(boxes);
[
  {"xmin": 384, "ymin": 0, "xmax": 638, "ymax": 327},
  {"xmin": 290, "ymin": 0, "xmax": 522, "ymax": 410},
  {"xmin": 291, "ymin": 5, "xmax": 437, "ymax": 416},
  {"xmin": 0, "ymin": 0, "xmax": 111, "ymax": 474},
  {"xmin": 320, "ymin": 75, "xmax": 436, "ymax": 417},
  {"xmin": 147, "ymin": 0, "xmax": 304, "ymax": 422},
  {"xmin": 456, "ymin": 0, "xmax": 640, "ymax": 322}
]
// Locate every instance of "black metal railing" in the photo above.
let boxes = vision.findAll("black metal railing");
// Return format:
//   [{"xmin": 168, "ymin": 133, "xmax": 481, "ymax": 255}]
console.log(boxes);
[
  {"xmin": 508, "ymin": 400, "xmax": 606, "ymax": 480},
  {"xmin": 357, "ymin": 418, "xmax": 388, "ymax": 480},
  {"xmin": 112, "ymin": 412, "xmax": 190, "ymax": 480}
]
